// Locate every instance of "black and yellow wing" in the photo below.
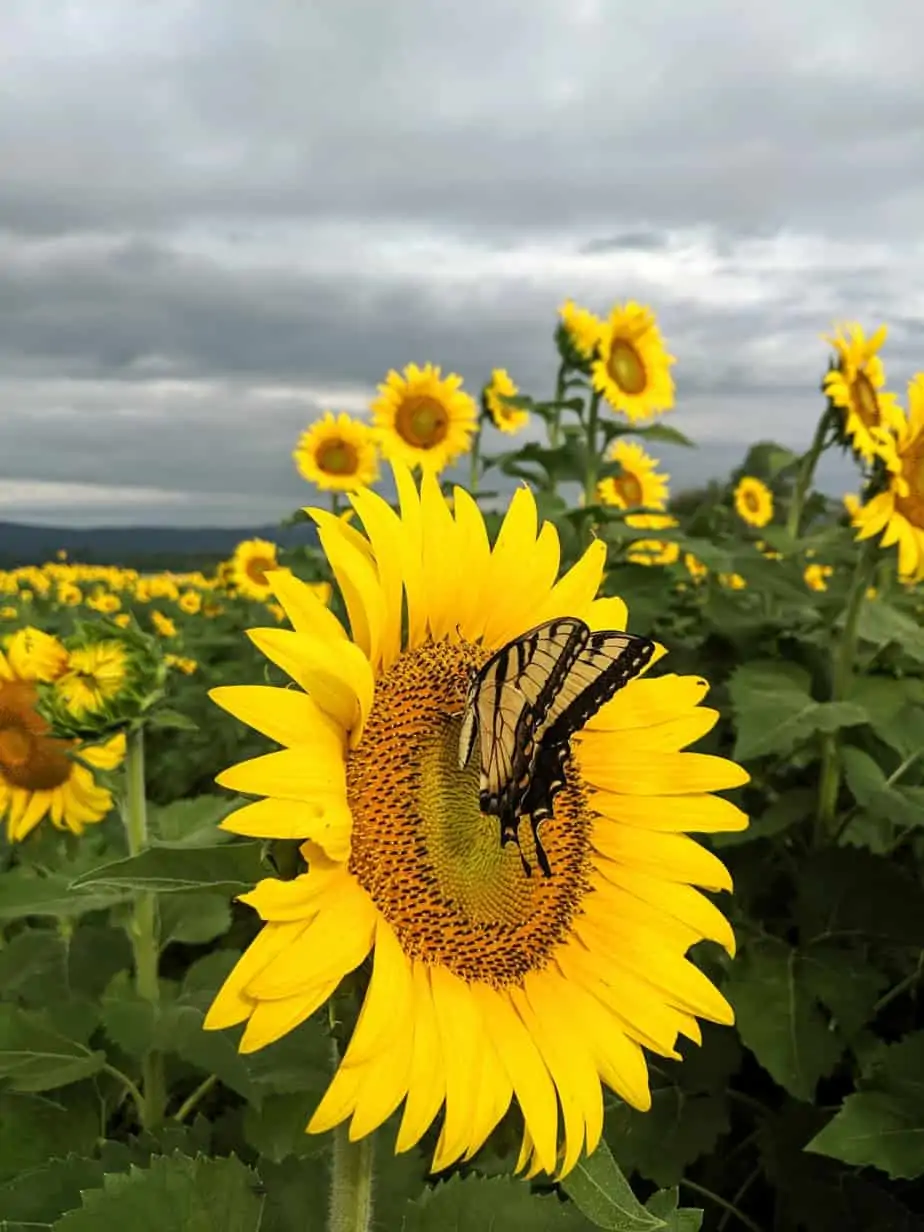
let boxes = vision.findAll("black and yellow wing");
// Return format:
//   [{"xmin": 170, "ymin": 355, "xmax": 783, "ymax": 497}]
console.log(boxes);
[{"xmin": 459, "ymin": 618, "xmax": 656, "ymax": 877}]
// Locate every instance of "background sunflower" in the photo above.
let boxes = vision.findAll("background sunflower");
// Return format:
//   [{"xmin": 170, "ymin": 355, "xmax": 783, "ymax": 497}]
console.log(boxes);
[{"xmin": 371, "ymin": 362, "xmax": 477, "ymax": 473}]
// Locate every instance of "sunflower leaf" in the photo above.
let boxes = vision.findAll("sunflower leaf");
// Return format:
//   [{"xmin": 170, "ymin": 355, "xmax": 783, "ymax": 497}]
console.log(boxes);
[
  {"xmin": 0, "ymin": 871, "xmax": 131, "ymax": 921},
  {"xmin": 0, "ymin": 1004, "xmax": 106, "ymax": 1093},
  {"xmin": 644, "ymin": 1190, "xmax": 703, "ymax": 1232},
  {"xmin": 806, "ymin": 1092, "xmax": 924, "ymax": 1180},
  {"xmin": 848, "ymin": 600, "xmax": 924, "ymax": 663},
  {"xmin": 401, "ymin": 1173, "xmax": 588, "ymax": 1230},
  {"xmin": 0, "ymin": 1090, "xmax": 100, "ymax": 1185},
  {"xmin": 561, "ymin": 1139, "xmax": 665, "ymax": 1230},
  {"xmin": 69, "ymin": 842, "xmax": 264, "ymax": 894},
  {"xmin": 52, "ymin": 1152, "xmax": 264, "ymax": 1232}
]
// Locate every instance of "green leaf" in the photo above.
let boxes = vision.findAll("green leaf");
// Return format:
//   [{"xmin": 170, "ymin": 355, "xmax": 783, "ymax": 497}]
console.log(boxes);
[
  {"xmin": 850, "ymin": 600, "xmax": 924, "ymax": 662},
  {"xmin": 796, "ymin": 847, "xmax": 924, "ymax": 946},
  {"xmin": 401, "ymin": 1174, "xmax": 587, "ymax": 1230},
  {"xmin": 159, "ymin": 892, "xmax": 233, "ymax": 948},
  {"xmin": 726, "ymin": 940, "xmax": 843, "ymax": 1100},
  {"xmin": 0, "ymin": 871, "xmax": 131, "ymax": 921},
  {"xmin": 70, "ymin": 841, "xmax": 264, "ymax": 894},
  {"xmin": 147, "ymin": 707, "xmax": 200, "ymax": 732},
  {"xmin": 600, "ymin": 421, "xmax": 695, "ymax": 449},
  {"xmin": 711, "ymin": 788, "xmax": 814, "ymax": 847},
  {"xmin": 727, "ymin": 661, "xmax": 867, "ymax": 761},
  {"xmin": 0, "ymin": 929, "xmax": 67, "ymax": 1006},
  {"xmin": 561, "ymin": 1139, "xmax": 664, "ymax": 1230},
  {"xmin": 256, "ymin": 1158, "xmax": 328, "ymax": 1232},
  {"xmin": 0, "ymin": 1154, "xmax": 107, "ymax": 1226},
  {"xmin": 53, "ymin": 1153, "xmax": 264, "ymax": 1232},
  {"xmin": 0, "ymin": 1005, "xmax": 106, "ymax": 1093},
  {"xmin": 644, "ymin": 1190, "xmax": 703, "ymax": 1232},
  {"xmin": 0, "ymin": 1089, "xmax": 100, "ymax": 1183},
  {"xmin": 242, "ymin": 1092, "xmax": 324, "ymax": 1162},
  {"xmin": 806, "ymin": 1091, "xmax": 924, "ymax": 1179},
  {"xmin": 148, "ymin": 795, "xmax": 243, "ymax": 847},
  {"xmin": 604, "ymin": 1089, "xmax": 728, "ymax": 1187},
  {"xmin": 800, "ymin": 943, "xmax": 888, "ymax": 1038}
]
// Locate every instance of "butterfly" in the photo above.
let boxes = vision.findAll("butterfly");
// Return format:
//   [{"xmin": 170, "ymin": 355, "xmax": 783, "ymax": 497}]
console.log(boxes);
[{"xmin": 458, "ymin": 616, "xmax": 656, "ymax": 876}]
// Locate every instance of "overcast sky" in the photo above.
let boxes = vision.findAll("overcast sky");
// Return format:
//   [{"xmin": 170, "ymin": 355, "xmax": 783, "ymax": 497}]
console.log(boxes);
[{"xmin": 2, "ymin": 0, "xmax": 924, "ymax": 528}]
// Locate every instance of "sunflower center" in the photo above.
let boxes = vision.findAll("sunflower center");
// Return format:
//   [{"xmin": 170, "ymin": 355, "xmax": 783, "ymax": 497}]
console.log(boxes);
[
  {"xmin": 743, "ymin": 489, "xmax": 760, "ymax": 513},
  {"xmin": 316, "ymin": 438, "xmax": 359, "ymax": 476},
  {"xmin": 612, "ymin": 472, "xmax": 644, "ymax": 507},
  {"xmin": 607, "ymin": 340, "xmax": 647, "ymax": 396},
  {"xmin": 346, "ymin": 640, "xmax": 593, "ymax": 987},
  {"xmin": 851, "ymin": 372, "xmax": 880, "ymax": 428},
  {"xmin": 395, "ymin": 396, "xmax": 450, "ymax": 450},
  {"xmin": 0, "ymin": 683, "xmax": 72, "ymax": 791},
  {"xmin": 245, "ymin": 556, "xmax": 275, "ymax": 586},
  {"xmin": 896, "ymin": 440, "xmax": 924, "ymax": 530}
]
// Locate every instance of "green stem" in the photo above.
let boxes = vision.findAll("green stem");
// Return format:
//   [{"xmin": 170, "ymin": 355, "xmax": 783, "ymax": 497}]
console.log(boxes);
[
  {"xmin": 121, "ymin": 727, "xmax": 165, "ymax": 1131},
  {"xmin": 329, "ymin": 1123, "xmax": 375, "ymax": 1232},
  {"xmin": 582, "ymin": 391, "xmax": 602, "ymax": 507},
  {"xmin": 679, "ymin": 1179, "xmax": 764, "ymax": 1232},
  {"xmin": 174, "ymin": 1072, "xmax": 219, "ymax": 1123},
  {"xmin": 331, "ymin": 492, "xmax": 342, "ymax": 518},
  {"xmin": 468, "ymin": 426, "xmax": 482, "ymax": 495},
  {"xmin": 549, "ymin": 362, "xmax": 567, "ymax": 449},
  {"xmin": 786, "ymin": 409, "xmax": 833, "ymax": 539},
  {"xmin": 815, "ymin": 544, "xmax": 877, "ymax": 843}
]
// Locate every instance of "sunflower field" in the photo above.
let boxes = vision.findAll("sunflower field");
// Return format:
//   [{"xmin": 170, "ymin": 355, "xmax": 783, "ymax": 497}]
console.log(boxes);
[{"xmin": 1, "ymin": 303, "xmax": 923, "ymax": 1232}]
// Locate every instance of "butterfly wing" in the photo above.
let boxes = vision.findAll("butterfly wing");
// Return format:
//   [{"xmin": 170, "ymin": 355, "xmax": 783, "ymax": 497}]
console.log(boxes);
[{"xmin": 457, "ymin": 618, "xmax": 589, "ymax": 820}]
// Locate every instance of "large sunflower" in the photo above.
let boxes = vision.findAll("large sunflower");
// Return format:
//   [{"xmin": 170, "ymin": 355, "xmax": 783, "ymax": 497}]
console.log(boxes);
[
  {"xmin": 0, "ymin": 666, "xmax": 125, "ymax": 842},
  {"xmin": 293, "ymin": 412, "xmax": 379, "ymax": 494},
  {"xmin": 205, "ymin": 466, "xmax": 747, "ymax": 1178},
  {"xmin": 231, "ymin": 539, "xmax": 282, "ymax": 603},
  {"xmin": 823, "ymin": 323, "xmax": 903, "ymax": 465},
  {"xmin": 371, "ymin": 363, "xmax": 477, "ymax": 473},
  {"xmin": 591, "ymin": 303, "xmax": 676, "ymax": 423},
  {"xmin": 852, "ymin": 374, "xmax": 924, "ymax": 582},
  {"xmin": 597, "ymin": 440, "xmax": 670, "ymax": 510}
]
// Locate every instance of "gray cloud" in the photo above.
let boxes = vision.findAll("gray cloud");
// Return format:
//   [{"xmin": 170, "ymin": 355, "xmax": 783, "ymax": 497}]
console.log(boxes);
[{"xmin": 2, "ymin": 0, "xmax": 923, "ymax": 525}]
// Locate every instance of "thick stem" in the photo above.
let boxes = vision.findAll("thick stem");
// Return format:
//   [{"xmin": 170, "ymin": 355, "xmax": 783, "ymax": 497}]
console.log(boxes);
[
  {"xmin": 468, "ymin": 426, "xmax": 482, "ymax": 495},
  {"xmin": 329, "ymin": 1123, "xmax": 375, "ymax": 1232},
  {"xmin": 548, "ymin": 362, "xmax": 567, "ymax": 450},
  {"xmin": 582, "ymin": 391, "xmax": 602, "ymax": 507},
  {"xmin": 815, "ymin": 545, "xmax": 877, "ymax": 842},
  {"xmin": 786, "ymin": 409, "xmax": 833, "ymax": 539},
  {"xmin": 121, "ymin": 727, "xmax": 165, "ymax": 1130}
]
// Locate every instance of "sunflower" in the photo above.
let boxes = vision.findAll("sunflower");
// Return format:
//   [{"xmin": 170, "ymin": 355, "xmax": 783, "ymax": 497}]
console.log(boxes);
[
  {"xmin": 371, "ymin": 363, "xmax": 478, "ymax": 473},
  {"xmin": 684, "ymin": 554, "xmax": 708, "ymax": 583},
  {"xmin": 625, "ymin": 513, "xmax": 680, "ymax": 567},
  {"xmin": 718, "ymin": 573, "xmax": 747, "ymax": 591},
  {"xmin": 733, "ymin": 477, "xmax": 773, "ymax": 529},
  {"xmin": 591, "ymin": 303, "xmax": 676, "ymax": 423},
  {"xmin": 597, "ymin": 440, "xmax": 670, "ymax": 510},
  {"xmin": 4, "ymin": 627, "xmax": 68, "ymax": 682},
  {"xmin": 150, "ymin": 610, "xmax": 177, "ymax": 639},
  {"xmin": 484, "ymin": 370, "xmax": 528, "ymax": 435},
  {"xmin": 558, "ymin": 300, "xmax": 603, "ymax": 362},
  {"xmin": 231, "ymin": 540, "xmax": 281, "ymax": 603},
  {"xmin": 179, "ymin": 590, "xmax": 202, "ymax": 615},
  {"xmin": 851, "ymin": 374, "xmax": 924, "ymax": 581},
  {"xmin": 294, "ymin": 412, "xmax": 379, "ymax": 494},
  {"xmin": 55, "ymin": 641, "xmax": 129, "ymax": 720},
  {"xmin": 0, "ymin": 672, "xmax": 125, "ymax": 842},
  {"xmin": 822, "ymin": 323, "xmax": 903, "ymax": 465},
  {"xmin": 804, "ymin": 564, "xmax": 833, "ymax": 593},
  {"xmin": 204, "ymin": 465, "xmax": 747, "ymax": 1179}
]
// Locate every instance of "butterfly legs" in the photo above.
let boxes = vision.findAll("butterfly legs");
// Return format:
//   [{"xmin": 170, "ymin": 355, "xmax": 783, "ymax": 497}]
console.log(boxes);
[{"xmin": 498, "ymin": 815, "xmax": 553, "ymax": 879}]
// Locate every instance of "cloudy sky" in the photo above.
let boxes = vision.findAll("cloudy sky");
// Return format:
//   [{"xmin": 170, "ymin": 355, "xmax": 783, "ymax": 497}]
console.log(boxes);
[{"xmin": 3, "ymin": 0, "xmax": 924, "ymax": 527}]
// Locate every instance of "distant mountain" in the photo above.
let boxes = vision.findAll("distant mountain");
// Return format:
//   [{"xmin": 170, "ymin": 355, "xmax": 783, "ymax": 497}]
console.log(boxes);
[{"xmin": 0, "ymin": 521, "xmax": 319, "ymax": 570}]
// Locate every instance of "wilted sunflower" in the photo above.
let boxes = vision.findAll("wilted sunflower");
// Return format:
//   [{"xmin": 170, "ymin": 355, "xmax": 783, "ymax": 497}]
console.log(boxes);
[
  {"xmin": 597, "ymin": 440, "xmax": 670, "ymax": 510},
  {"xmin": 733, "ymin": 477, "xmax": 773, "ymax": 529},
  {"xmin": 591, "ymin": 303, "xmax": 676, "ymax": 423},
  {"xmin": 823, "ymin": 323, "xmax": 902, "ymax": 465},
  {"xmin": 484, "ymin": 370, "xmax": 528, "ymax": 435},
  {"xmin": 851, "ymin": 374, "xmax": 924, "ymax": 582},
  {"xmin": 294, "ymin": 412, "xmax": 379, "ymax": 494},
  {"xmin": 231, "ymin": 539, "xmax": 282, "ymax": 603},
  {"xmin": 371, "ymin": 363, "xmax": 477, "ymax": 473},
  {"xmin": 205, "ymin": 464, "xmax": 747, "ymax": 1179},
  {"xmin": 0, "ymin": 666, "xmax": 125, "ymax": 842}
]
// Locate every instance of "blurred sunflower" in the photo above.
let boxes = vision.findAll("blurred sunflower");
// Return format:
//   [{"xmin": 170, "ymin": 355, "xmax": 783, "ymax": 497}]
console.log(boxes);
[
  {"xmin": 231, "ymin": 539, "xmax": 281, "ymax": 603},
  {"xmin": 733, "ymin": 477, "xmax": 773, "ymax": 529},
  {"xmin": 205, "ymin": 465, "xmax": 747, "ymax": 1179},
  {"xmin": 851, "ymin": 374, "xmax": 924, "ymax": 582},
  {"xmin": 5, "ymin": 627, "xmax": 68, "ymax": 682},
  {"xmin": 484, "ymin": 369, "xmax": 528, "ymax": 435},
  {"xmin": 625, "ymin": 513, "xmax": 680, "ymax": 567},
  {"xmin": 294, "ymin": 412, "xmax": 379, "ymax": 494},
  {"xmin": 823, "ymin": 323, "xmax": 902, "ymax": 465},
  {"xmin": 179, "ymin": 590, "xmax": 202, "ymax": 615},
  {"xmin": 804, "ymin": 564, "xmax": 833, "ymax": 593},
  {"xmin": 597, "ymin": 440, "xmax": 670, "ymax": 510},
  {"xmin": 558, "ymin": 300, "xmax": 603, "ymax": 362},
  {"xmin": 371, "ymin": 363, "xmax": 477, "ymax": 473},
  {"xmin": 150, "ymin": 610, "xmax": 177, "ymax": 639},
  {"xmin": 684, "ymin": 554, "xmax": 708, "ymax": 583},
  {"xmin": 591, "ymin": 303, "xmax": 676, "ymax": 423},
  {"xmin": 0, "ymin": 668, "xmax": 125, "ymax": 842},
  {"xmin": 56, "ymin": 641, "xmax": 129, "ymax": 720}
]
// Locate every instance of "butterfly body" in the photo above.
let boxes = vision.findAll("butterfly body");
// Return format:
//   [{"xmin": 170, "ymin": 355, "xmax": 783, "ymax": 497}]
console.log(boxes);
[{"xmin": 458, "ymin": 617, "xmax": 656, "ymax": 876}]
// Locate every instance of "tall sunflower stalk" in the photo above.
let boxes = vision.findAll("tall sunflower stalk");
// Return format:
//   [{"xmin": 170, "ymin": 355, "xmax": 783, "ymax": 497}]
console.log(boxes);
[{"xmin": 120, "ymin": 726, "xmax": 166, "ymax": 1130}]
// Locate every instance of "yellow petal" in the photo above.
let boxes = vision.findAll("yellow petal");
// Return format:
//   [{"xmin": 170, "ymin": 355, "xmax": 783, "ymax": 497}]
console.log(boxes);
[
  {"xmin": 267, "ymin": 569, "xmax": 348, "ymax": 644},
  {"xmin": 392, "ymin": 461, "xmax": 427, "ymax": 648},
  {"xmin": 420, "ymin": 471, "xmax": 463, "ymax": 644},
  {"xmin": 220, "ymin": 796, "xmax": 352, "ymax": 860},
  {"xmin": 585, "ymin": 595, "xmax": 629, "ymax": 633},
  {"xmin": 532, "ymin": 539, "xmax": 607, "ymax": 625},
  {"xmin": 596, "ymin": 861, "xmax": 736, "ymax": 955},
  {"xmin": 308, "ymin": 1060, "xmax": 364, "ymax": 1135},
  {"xmin": 80, "ymin": 732, "xmax": 126, "ymax": 770},
  {"xmin": 238, "ymin": 868, "xmax": 345, "ymax": 921},
  {"xmin": 592, "ymin": 825, "xmax": 733, "ymax": 892},
  {"xmin": 342, "ymin": 916, "xmax": 414, "ymax": 1069},
  {"xmin": 240, "ymin": 980, "xmax": 340, "ymax": 1053},
  {"xmin": 216, "ymin": 748, "xmax": 345, "ymax": 801},
  {"xmin": 588, "ymin": 674, "xmax": 710, "ymax": 731},
  {"xmin": 589, "ymin": 789, "xmax": 748, "ymax": 833},
  {"xmin": 204, "ymin": 920, "xmax": 309, "ymax": 1030},
  {"xmin": 428, "ymin": 965, "xmax": 485, "ymax": 1169},
  {"xmin": 483, "ymin": 516, "xmax": 562, "ymax": 650},
  {"xmin": 577, "ymin": 747, "xmax": 749, "ymax": 795},
  {"xmin": 349, "ymin": 488, "xmax": 405, "ymax": 670},
  {"xmin": 210, "ymin": 685, "xmax": 345, "ymax": 753},
  {"xmin": 395, "ymin": 962, "xmax": 447, "ymax": 1153},
  {"xmin": 452, "ymin": 486, "xmax": 491, "ymax": 642},
  {"xmin": 348, "ymin": 1017, "xmax": 415, "ymax": 1141},
  {"xmin": 468, "ymin": 983, "xmax": 559, "ymax": 1178},
  {"xmin": 311, "ymin": 510, "xmax": 385, "ymax": 668}
]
